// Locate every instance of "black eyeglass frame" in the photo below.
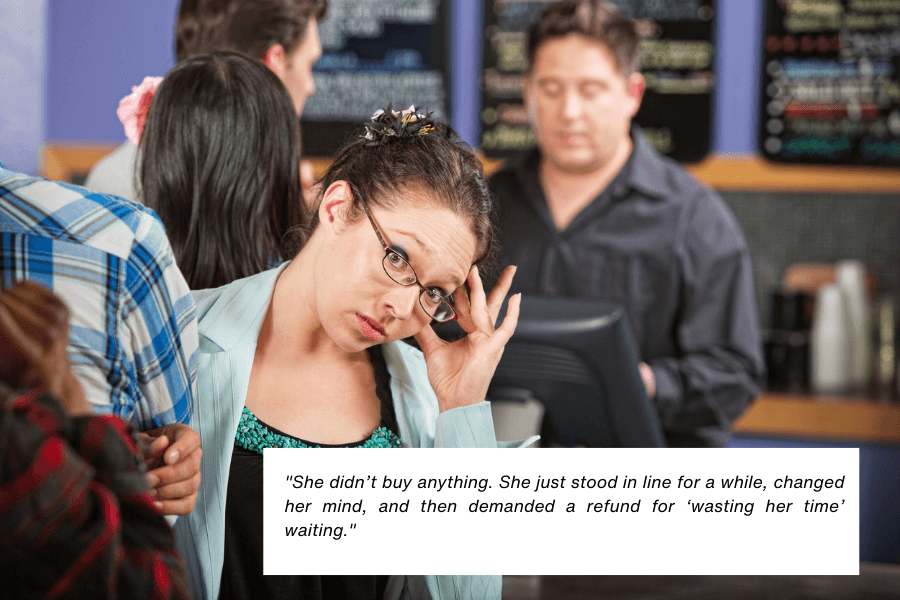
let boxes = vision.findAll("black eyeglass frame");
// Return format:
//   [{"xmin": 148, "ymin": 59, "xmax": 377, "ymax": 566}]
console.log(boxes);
[{"xmin": 352, "ymin": 185, "xmax": 458, "ymax": 323}]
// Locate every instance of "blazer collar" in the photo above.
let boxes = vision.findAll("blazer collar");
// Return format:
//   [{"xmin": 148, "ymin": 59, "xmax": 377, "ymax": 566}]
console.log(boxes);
[{"xmin": 195, "ymin": 262, "xmax": 288, "ymax": 352}]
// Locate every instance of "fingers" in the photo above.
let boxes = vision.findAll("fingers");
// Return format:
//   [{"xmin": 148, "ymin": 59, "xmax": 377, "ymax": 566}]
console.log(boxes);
[
  {"xmin": 146, "ymin": 444, "xmax": 202, "ymax": 491},
  {"xmin": 485, "ymin": 265, "xmax": 517, "ymax": 326},
  {"xmin": 153, "ymin": 491, "xmax": 199, "ymax": 516},
  {"xmin": 151, "ymin": 469, "xmax": 202, "ymax": 502},
  {"xmin": 140, "ymin": 432, "xmax": 169, "ymax": 469},
  {"xmin": 452, "ymin": 274, "xmax": 475, "ymax": 334},
  {"xmin": 163, "ymin": 423, "xmax": 201, "ymax": 466},
  {"xmin": 467, "ymin": 266, "xmax": 492, "ymax": 333},
  {"xmin": 492, "ymin": 293, "xmax": 521, "ymax": 347}
]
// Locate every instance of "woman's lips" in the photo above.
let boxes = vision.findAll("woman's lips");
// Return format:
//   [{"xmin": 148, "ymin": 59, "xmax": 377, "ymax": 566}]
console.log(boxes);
[{"xmin": 356, "ymin": 314, "xmax": 385, "ymax": 340}]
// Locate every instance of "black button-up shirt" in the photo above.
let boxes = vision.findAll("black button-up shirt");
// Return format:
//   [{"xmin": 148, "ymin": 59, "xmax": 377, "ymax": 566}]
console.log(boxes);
[{"xmin": 490, "ymin": 128, "xmax": 764, "ymax": 447}]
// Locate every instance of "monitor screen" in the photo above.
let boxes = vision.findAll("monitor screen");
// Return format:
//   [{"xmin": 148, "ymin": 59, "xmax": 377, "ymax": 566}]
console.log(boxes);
[{"xmin": 488, "ymin": 295, "xmax": 666, "ymax": 448}]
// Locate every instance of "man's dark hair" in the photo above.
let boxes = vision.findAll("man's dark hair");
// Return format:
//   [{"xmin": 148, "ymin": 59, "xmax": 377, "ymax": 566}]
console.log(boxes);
[
  {"xmin": 140, "ymin": 51, "xmax": 304, "ymax": 289},
  {"xmin": 527, "ymin": 0, "xmax": 641, "ymax": 75},
  {"xmin": 290, "ymin": 112, "xmax": 497, "ymax": 269},
  {"xmin": 175, "ymin": 0, "xmax": 328, "ymax": 62}
]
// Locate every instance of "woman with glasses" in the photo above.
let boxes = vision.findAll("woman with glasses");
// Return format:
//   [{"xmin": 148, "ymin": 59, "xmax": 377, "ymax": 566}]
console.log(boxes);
[{"xmin": 174, "ymin": 105, "xmax": 525, "ymax": 600}]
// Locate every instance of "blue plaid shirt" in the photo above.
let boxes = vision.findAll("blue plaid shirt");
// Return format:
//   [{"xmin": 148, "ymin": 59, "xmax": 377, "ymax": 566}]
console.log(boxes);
[{"xmin": 0, "ymin": 165, "xmax": 198, "ymax": 429}]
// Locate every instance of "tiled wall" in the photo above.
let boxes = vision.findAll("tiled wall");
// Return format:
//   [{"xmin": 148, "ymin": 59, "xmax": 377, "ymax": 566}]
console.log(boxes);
[{"xmin": 721, "ymin": 191, "xmax": 900, "ymax": 329}]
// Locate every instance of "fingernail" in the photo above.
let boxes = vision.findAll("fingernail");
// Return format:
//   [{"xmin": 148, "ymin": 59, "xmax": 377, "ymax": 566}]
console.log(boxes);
[
  {"xmin": 154, "ymin": 501, "xmax": 164, "ymax": 510},
  {"xmin": 167, "ymin": 450, "xmax": 180, "ymax": 465},
  {"xmin": 146, "ymin": 474, "xmax": 159, "ymax": 488}
]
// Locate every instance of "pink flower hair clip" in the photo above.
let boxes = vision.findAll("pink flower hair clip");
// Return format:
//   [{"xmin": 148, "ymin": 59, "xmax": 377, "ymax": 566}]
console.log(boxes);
[{"xmin": 117, "ymin": 76, "xmax": 163, "ymax": 145}]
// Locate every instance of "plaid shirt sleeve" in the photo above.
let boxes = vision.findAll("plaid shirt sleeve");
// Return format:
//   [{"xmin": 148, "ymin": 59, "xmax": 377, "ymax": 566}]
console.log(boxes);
[
  {"xmin": 0, "ymin": 170, "xmax": 198, "ymax": 431},
  {"xmin": 120, "ymin": 210, "xmax": 199, "ymax": 429},
  {"xmin": 0, "ymin": 385, "xmax": 192, "ymax": 599}
]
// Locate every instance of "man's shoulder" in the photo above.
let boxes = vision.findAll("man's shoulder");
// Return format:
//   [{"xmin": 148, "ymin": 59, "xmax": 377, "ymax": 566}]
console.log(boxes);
[
  {"xmin": 487, "ymin": 150, "xmax": 539, "ymax": 210},
  {"xmin": 0, "ymin": 167, "xmax": 163, "ymax": 261},
  {"xmin": 633, "ymin": 140, "xmax": 714, "ymax": 204}
]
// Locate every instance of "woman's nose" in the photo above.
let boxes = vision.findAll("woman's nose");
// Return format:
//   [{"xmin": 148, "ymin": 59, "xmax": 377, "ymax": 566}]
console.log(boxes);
[{"xmin": 383, "ymin": 285, "xmax": 420, "ymax": 320}]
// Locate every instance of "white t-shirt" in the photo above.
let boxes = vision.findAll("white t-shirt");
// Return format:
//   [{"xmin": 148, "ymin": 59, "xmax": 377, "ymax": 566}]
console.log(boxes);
[{"xmin": 84, "ymin": 140, "xmax": 140, "ymax": 201}]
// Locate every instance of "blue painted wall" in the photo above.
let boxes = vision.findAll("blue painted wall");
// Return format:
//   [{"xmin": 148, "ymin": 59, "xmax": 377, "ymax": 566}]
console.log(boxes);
[
  {"xmin": 45, "ymin": 0, "xmax": 179, "ymax": 143},
  {"xmin": 0, "ymin": 0, "xmax": 48, "ymax": 175}
]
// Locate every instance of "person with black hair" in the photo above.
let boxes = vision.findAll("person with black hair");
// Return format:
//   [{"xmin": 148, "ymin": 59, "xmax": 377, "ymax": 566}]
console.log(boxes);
[
  {"xmin": 138, "ymin": 50, "xmax": 304, "ymax": 290},
  {"xmin": 491, "ymin": 0, "xmax": 764, "ymax": 447},
  {"xmin": 174, "ymin": 106, "xmax": 525, "ymax": 600},
  {"xmin": 85, "ymin": 0, "xmax": 327, "ymax": 201}
]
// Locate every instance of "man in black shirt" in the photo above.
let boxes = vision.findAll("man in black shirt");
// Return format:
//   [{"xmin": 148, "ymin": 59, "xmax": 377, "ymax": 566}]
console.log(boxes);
[{"xmin": 490, "ymin": 0, "xmax": 764, "ymax": 447}]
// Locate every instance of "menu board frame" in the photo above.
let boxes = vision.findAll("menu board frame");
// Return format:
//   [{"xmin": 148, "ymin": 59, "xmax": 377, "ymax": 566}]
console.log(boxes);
[
  {"xmin": 301, "ymin": 0, "xmax": 451, "ymax": 158},
  {"xmin": 759, "ymin": 0, "xmax": 900, "ymax": 166}
]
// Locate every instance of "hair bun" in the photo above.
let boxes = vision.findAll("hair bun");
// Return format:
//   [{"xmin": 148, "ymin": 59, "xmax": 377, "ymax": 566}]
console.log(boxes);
[{"xmin": 362, "ymin": 103, "xmax": 437, "ymax": 146}]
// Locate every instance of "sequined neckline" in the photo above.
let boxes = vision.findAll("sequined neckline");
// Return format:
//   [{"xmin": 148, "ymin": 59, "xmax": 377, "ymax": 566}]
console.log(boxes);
[{"xmin": 234, "ymin": 406, "xmax": 402, "ymax": 453}]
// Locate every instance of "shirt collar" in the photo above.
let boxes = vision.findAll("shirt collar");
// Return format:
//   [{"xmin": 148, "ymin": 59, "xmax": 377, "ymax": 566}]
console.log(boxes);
[
  {"xmin": 509, "ymin": 124, "xmax": 669, "ymax": 205},
  {"xmin": 626, "ymin": 125, "xmax": 671, "ymax": 200}
]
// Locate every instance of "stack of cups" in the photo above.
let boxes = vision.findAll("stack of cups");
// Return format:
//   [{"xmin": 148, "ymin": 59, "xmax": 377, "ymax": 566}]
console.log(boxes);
[
  {"xmin": 810, "ymin": 261, "xmax": 870, "ymax": 394},
  {"xmin": 764, "ymin": 290, "xmax": 812, "ymax": 392}
]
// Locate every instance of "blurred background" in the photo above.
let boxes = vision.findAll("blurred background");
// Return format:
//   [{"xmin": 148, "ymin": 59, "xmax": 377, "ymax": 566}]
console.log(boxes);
[{"xmin": 1, "ymin": 0, "xmax": 899, "ymax": 565}]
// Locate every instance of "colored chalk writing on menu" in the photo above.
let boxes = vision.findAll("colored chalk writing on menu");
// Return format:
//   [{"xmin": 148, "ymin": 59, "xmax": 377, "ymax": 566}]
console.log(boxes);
[
  {"xmin": 301, "ymin": 0, "xmax": 449, "ymax": 157},
  {"xmin": 761, "ymin": 0, "xmax": 900, "ymax": 165},
  {"xmin": 481, "ymin": 0, "xmax": 716, "ymax": 162}
]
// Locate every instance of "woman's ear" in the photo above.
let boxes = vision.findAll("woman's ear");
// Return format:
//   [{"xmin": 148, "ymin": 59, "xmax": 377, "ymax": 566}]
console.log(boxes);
[
  {"xmin": 318, "ymin": 181, "xmax": 353, "ymax": 231},
  {"xmin": 264, "ymin": 43, "xmax": 288, "ymax": 78}
]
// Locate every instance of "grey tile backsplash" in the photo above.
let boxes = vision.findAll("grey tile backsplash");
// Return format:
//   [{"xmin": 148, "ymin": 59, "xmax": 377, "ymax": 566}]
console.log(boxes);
[{"xmin": 720, "ymin": 191, "xmax": 900, "ymax": 328}]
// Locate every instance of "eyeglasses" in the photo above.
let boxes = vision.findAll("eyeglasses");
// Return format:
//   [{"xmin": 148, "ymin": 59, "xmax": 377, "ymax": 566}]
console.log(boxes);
[{"xmin": 354, "ymin": 186, "xmax": 457, "ymax": 323}]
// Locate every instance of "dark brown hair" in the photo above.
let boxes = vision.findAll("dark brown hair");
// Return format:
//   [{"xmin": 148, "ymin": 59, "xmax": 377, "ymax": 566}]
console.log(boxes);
[
  {"xmin": 527, "ymin": 0, "xmax": 641, "ymax": 75},
  {"xmin": 140, "ymin": 51, "xmax": 304, "ymax": 290},
  {"xmin": 291, "ymin": 112, "xmax": 496, "ymax": 268},
  {"xmin": 175, "ymin": 0, "xmax": 328, "ymax": 62}
]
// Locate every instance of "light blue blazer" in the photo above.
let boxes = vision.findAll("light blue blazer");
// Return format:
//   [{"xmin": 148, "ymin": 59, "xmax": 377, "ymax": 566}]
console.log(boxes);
[{"xmin": 174, "ymin": 264, "xmax": 533, "ymax": 599}]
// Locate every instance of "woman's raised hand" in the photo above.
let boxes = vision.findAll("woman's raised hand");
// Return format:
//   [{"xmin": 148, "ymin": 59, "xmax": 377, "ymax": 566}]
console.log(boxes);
[{"xmin": 413, "ymin": 265, "xmax": 520, "ymax": 412}]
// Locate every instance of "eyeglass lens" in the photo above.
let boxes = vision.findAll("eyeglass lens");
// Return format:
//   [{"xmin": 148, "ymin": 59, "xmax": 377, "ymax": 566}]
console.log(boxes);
[{"xmin": 382, "ymin": 252, "xmax": 455, "ymax": 322}]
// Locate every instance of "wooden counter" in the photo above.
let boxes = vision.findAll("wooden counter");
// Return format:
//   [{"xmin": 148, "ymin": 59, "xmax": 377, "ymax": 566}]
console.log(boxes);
[
  {"xmin": 45, "ymin": 146, "xmax": 900, "ymax": 194},
  {"xmin": 732, "ymin": 392, "xmax": 900, "ymax": 444}
]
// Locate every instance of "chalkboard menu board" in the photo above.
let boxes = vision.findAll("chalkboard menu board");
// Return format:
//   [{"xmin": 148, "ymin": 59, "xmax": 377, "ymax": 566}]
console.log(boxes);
[
  {"xmin": 480, "ymin": 0, "xmax": 716, "ymax": 162},
  {"xmin": 760, "ymin": 0, "xmax": 900, "ymax": 166},
  {"xmin": 301, "ymin": 0, "xmax": 450, "ymax": 157}
]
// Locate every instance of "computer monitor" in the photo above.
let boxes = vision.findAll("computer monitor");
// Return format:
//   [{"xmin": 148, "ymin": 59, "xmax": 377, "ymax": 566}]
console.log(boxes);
[{"xmin": 488, "ymin": 295, "xmax": 666, "ymax": 448}]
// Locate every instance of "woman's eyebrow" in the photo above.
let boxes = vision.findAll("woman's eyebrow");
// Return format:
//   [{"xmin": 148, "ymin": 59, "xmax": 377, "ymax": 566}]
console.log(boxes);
[{"xmin": 393, "ymin": 228, "xmax": 463, "ymax": 288}]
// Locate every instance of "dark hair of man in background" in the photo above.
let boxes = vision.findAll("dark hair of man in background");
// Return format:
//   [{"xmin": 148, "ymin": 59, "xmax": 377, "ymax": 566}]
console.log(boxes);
[
  {"xmin": 527, "ymin": 0, "xmax": 641, "ymax": 76},
  {"xmin": 175, "ymin": 0, "xmax": 328, "ymax": 61},
  {"xmin": 139, "ymin": 51, "xmax": 304, "ymax": 290}
]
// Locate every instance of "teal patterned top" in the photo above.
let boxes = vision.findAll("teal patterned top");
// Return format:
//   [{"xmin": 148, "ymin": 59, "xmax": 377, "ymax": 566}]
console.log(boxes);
[{"xmin": 234, "ymin": 406, "xmax": 402, "ymax": 452}]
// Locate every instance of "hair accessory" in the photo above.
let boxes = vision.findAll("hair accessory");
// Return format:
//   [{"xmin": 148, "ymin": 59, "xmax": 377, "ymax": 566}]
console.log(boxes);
[
  {"xmin": 362, "ymin": 103, "xmax": 437, "ymax": 146},
  {"xmin": 117, "ymin": 76, "xmax": 163, "ymax": 145}
]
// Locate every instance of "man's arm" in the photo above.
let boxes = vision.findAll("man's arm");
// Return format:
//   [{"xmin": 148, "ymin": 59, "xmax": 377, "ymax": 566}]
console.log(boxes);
[
  {"xmin": 0, "ymin": 387, "xmax": 191, "ymax": 599},
  {"xmin": 645, "ymin": 191, "xmax": 765, "ymax": 446},
  {"xmin": 125, "ymin": 211, "xmax": 201, "ymax": 513},
  {"xmin": 124, "ymin": 211, "xmax": 198, "ymax": 428}
]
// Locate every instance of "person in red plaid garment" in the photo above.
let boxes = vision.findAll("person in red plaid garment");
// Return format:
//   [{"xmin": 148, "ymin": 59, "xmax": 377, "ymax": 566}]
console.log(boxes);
[{"xmin": 0, "ymin": 281, "xmax": 192, "ymax": 599}]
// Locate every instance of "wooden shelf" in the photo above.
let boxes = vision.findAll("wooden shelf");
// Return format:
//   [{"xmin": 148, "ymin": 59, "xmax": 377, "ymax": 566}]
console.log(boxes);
[
  {"xmin": 42, "ymin": 143, "xmax": 119, "ymax": 182},
  {"xmin": 732, "ymin": 392, "xmax": 900, "ymax": 444},
  {"xmin": 685, "ymin": 154, "xmax": 900, "ymax": 193},
  {"xmin": 43, "ymin": 144, "xmax": 900, "ymax": 194},
  {"xmin": 313, "ymin": 152, "xmax": 900, "ymax": 193}
]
